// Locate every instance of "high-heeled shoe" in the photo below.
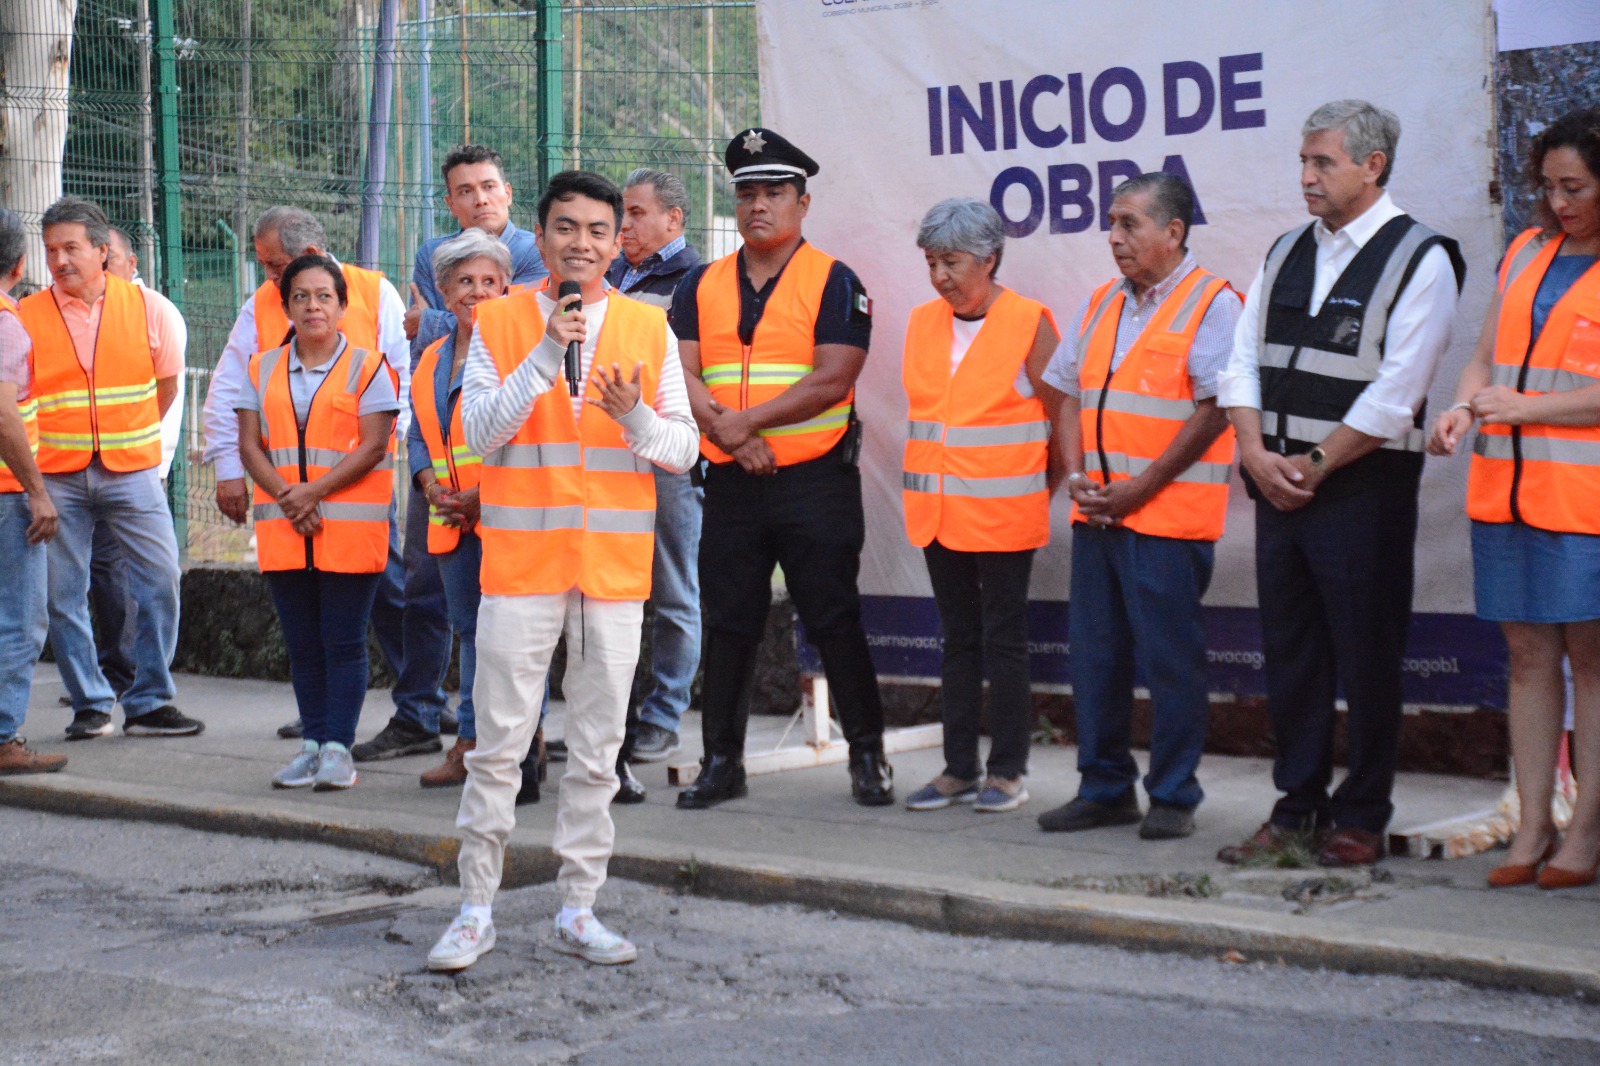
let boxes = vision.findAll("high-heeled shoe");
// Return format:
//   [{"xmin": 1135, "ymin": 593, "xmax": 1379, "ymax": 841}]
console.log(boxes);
[
  {"xmin": 1487, "ymin": 839, "xmax": 1557, "ymax": 888},
  {"xmin": 1536, "ymin": 853, "xmax": 1600, "ymax": 890}
]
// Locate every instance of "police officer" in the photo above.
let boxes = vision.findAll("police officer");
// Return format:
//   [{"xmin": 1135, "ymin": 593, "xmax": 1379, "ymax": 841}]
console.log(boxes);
[{"xmin": 672, "ymin": 129, "xmax": 892, "ymax": 809}]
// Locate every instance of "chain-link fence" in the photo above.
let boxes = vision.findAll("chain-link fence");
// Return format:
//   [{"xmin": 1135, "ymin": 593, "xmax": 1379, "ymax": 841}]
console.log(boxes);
[{"xmin": 1, "ymin": 0, "xmax": 757, "ymax": 561}]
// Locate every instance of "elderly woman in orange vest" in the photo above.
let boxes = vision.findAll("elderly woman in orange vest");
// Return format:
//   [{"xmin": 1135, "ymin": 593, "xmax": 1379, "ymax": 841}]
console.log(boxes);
[
  {"xmin": 410, "ymin": 228, "xmax": 508, "ymax": 790},
  {"xmin": 901, "ymin": 198, "xmax": 1061, "ymax": 814},
  {"xmin": 237, "ymin": 254, "xmax": 400, "ymax": 792},
  {"xmin": 1430, "ymin": 106, "xmax": 1600, "ymax": 890}
]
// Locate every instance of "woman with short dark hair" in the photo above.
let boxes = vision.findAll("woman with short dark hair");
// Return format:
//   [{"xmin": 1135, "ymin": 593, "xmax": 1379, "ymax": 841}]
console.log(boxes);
[
  {"xmin": 238, "ymin": 254, "xmax": 400, "ymax": 791},
  {"xmin": 1430, "ymin": 106, "xmax": 1600, "ymax": 888}
]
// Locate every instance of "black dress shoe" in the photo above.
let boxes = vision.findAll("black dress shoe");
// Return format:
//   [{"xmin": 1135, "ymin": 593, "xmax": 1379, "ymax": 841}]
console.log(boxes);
[
  {"xmin": 676, "ymin": 756, "xmax": 747, "ymax": 809},
  {"xmin": 849, "ymin": 749, "xmax": 894, "ymax": 807},
  {"xmin": 614, "ymin": 760, "xmax": 646, "ymax": 805},
  {"xmin": 1037, "ymin": 792, "xmax": 1141, "ymax": 833},
  {"xmin": 546, "ymin": 738, "xmax": 568, "ymax": 762}
]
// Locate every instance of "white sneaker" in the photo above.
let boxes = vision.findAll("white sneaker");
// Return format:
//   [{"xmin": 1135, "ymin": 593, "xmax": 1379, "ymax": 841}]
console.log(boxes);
[
  {"xmin": 551, "ymin": 913, "xmax": 637, "ymax": 965},
  {"xmin": 271, "ymin": 746, "xmax": 321, "ymax": 789},
  {"xmin": 427, "ymin": 914, "xmax": 496, "ymax": 972},
  {"xmin": 313, "ymin": 746, "xmax": 357, "ymax": 791}
]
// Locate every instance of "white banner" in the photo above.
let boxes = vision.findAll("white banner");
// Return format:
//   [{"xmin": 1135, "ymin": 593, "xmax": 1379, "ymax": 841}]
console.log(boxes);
[
  {"xmin": 758, "ymin": 0, "xmax": 1499, "ymax": 627},
  {"xmin": 1495, "ymin": 0, "xmax": 1600, "ymax": 51}
]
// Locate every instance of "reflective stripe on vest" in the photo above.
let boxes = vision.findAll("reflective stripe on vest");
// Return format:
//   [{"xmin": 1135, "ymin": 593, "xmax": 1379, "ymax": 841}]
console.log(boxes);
[
  {"xmin": 696, "ymin": 243, "xmax": 851, "ymax": 466},
  {"xmin": 1256, "ymin": 217, "xmax": 1456, "ymax": 456},
  {"xmin": 17, "ymin": 275, "xmax": 161, "ymax": 474},
  {"xmin": 413, "ymin": 334, "xmax": 485, "ymax": 554},
  {"xmin": 253, "ymin": 264, "xmax": 384, "ymax": 353},
  {"xmin": 0, "ymin": 293, "xmax": 38, "ymax": 493},
  {"xmin": 247, "ymin": 343, "xmax": 395, "ymax": 573},
  {"xmin": 901, "ymin": 288, "xmax": 1055, "ymax": 551},
  {"xmin": 1075, "ymin": 268, "xmax": 1237, "ymax": 542},
  {"xmin": 473, "ymin": 288, "xmax": 666, "ymax": 599},
  {"xmin": 1468, "ymin": 228, "xmax": 1600, "ymax": 532}
]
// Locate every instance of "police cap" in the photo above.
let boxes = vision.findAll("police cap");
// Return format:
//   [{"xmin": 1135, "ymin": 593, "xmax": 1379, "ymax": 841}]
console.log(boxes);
[{"xmin": 724, "ymin": 128, "xmax": 820, "ymax": 184}]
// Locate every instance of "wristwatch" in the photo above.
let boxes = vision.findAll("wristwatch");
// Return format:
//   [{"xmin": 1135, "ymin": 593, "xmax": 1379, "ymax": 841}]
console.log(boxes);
[{"xmin": 1307, "ymin": 446, "xmax": 1327, "ymax": 469}]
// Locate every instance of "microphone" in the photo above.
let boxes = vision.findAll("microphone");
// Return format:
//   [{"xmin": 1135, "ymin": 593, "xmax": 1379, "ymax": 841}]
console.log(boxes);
[{"xmin": 558, "ymin": 280, "xmax": 582, "ymax": 397}]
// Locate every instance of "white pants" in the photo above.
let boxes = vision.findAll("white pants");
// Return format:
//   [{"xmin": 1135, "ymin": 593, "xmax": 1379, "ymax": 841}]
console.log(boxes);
[{"xmin": 457, "ymin": 589, "xmax": 643, "ymax": 908}]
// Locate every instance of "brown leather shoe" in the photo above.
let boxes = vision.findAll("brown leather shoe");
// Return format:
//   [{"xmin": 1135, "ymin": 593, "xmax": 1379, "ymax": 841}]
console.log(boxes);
[
  {"xmin": 1317, "ymin": 826, "xmax": 1385, "ymax": 867},
  {"xmin": 0, "ymin": 736, "xmax": 67, "ymax": 776},
  {"xmin": 419, "ymin": 738, "xmax": 474, "ymax": 789},
  {"xmin": 1217, "ymin": 821, "xmax": 1294, "ymax": 865}
]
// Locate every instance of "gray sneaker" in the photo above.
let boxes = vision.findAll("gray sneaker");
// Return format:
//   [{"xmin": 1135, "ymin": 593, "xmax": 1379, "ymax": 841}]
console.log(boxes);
[
  {"xmin": 630, "ymin": 722, "xmax": 680, "ymax": 763},
  {"xmin": 272, "ymin": 745, "xmax": 322, "ymax": 789},
  {"xmin": 1139, "ymin": 805, "xmax": 1197, "ymax": 840},
  {"xmin": 312, "ymin": 746, "xmax": 358, "ymax": 791}
]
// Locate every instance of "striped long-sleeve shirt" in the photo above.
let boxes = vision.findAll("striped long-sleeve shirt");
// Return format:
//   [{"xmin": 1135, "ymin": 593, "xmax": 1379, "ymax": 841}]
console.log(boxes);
[{"xmin": 460, "ymin": 289, "xmax": 699, "ymax": 475}]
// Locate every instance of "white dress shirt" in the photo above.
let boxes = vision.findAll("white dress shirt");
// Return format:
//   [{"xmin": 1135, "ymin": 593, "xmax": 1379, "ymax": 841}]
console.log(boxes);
[
  {"xmin": 200, "ymin": 264, "xmax": 411, "ymax": 480},
  {"xmin": 1216, "ymin": 192, "xmax": 1459, "ymax": 441},
  {"xmin": 136, "ymin": 280, "xmax": 188, "ymax": 480},
  {"xmin": 461, "ymin": 289, "xmax": 699, "ymax": 475},
  {"xmin": 1043, "ymin": 254, "xmax": 1239, "ymax": 402}
]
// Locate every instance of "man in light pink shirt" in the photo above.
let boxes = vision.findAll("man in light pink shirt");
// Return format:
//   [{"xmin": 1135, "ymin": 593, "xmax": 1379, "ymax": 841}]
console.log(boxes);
[{"xmin": 16, "ymin": 196, "xmax": 202, "ymax": 740}]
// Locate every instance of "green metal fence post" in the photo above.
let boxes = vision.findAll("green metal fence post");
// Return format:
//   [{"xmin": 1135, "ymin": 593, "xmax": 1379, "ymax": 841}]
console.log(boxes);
[
  {"xmin": 535, "ymin": 0, "xmax": 565, "ymax": 187},
  {"xmin": 152, "ymin": 0, "xmax": 188, "ymax": 552}
]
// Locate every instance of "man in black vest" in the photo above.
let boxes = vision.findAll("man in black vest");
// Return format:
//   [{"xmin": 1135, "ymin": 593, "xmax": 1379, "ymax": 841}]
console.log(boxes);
[{"xmin": 1217, "ymin": 100, "xmax": 1464, "ymax": 867}]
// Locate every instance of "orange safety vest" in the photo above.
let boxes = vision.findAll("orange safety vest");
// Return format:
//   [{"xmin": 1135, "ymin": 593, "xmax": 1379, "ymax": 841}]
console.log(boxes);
[
  {"xmin": 696, "ymin": 243, "xmax": 852, "ymax": 466},
  {"xmin": 18, "ymin": 275, "xmax": 162, "ymax": 474},
  {"xmin": 248, "ymin": 343, "xmax": 396, "ymax": 573},
  {"xmin": 1076, "ymin": 267, "xmax": 1237, "ymax": 542},
  {"xmin": 902, "ymin": 289, "xmax": 1055, "ymax": 552},
  {"xmin": 412, "ymin": 334, "xmax": 483, "ymax": 554},
  {"xmin": 1468, "ymin": 227, "xmax": 1600, "ymax": 532},
  {"xmin": 253, "ymin": 263, "xmax": 384, "ymax": 353},
  {"xmin": 474, "ymin": 286, "xmax": 665, "ymax": 600},
  {"xmin": 0, "ymin": 289, "xmax": 38, "ymax": 493}
]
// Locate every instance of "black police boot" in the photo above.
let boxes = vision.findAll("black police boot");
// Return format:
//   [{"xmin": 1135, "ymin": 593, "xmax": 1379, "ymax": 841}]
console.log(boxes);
[
  {"xmin": 697, "ymin": 633, "xmax": 759, "ymax": 762},
  {"xmin": 849, "ymin": 744, "xmax": 894, "ymax": 807},
  {"xmin": 676, "ymin": 755, "xmax": 748, "ymax": 810}
]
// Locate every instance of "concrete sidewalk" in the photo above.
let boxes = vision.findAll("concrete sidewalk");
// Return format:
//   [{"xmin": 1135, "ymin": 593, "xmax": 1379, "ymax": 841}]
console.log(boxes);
[{"xmin": 3, "ymin": 671, "xmax": 1596, "ymax": 995}]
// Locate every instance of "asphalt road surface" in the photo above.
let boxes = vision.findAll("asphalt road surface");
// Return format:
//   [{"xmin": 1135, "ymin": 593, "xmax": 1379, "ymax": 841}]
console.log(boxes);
[{"xmin": 1, "ymin": 807, "xmax": 1595, "ymax": 1065}]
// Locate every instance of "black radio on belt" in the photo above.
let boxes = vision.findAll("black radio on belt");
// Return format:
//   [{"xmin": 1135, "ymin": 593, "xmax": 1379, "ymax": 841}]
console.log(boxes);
[{"xmin": 840, "ymin": 411, "xmax": 863, "ymax": 467}]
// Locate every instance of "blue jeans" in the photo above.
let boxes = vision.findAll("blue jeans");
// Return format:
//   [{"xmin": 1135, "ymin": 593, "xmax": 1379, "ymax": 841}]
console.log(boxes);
[
  {"xmin": 88, "ymin": 518, "xmax": 138, "ymax": 697},
  {"xmin": 266, "ymin": 569, "xmax": 382, "ymax": 748},
  {"xmin": 639, "ymin": 467, "xmax": 702, "ymax": 734},
  {"xmin": 1068, "ymin": 524, "xmax": 1213, "ymax": 811},
  {"xmin": 436, "ymin": 529, "xmax": 482, "ymax": 740},
  {"xmin": 367, "ymin": 487, "xmax": 451, "ymax": 733},
  {"xmin": 45, "ymin": 461, "xmax": 180, "ymax": 719},
  {"xmin": 0, "ymin": 493, "xmax": 49, "ymax": 742}
]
